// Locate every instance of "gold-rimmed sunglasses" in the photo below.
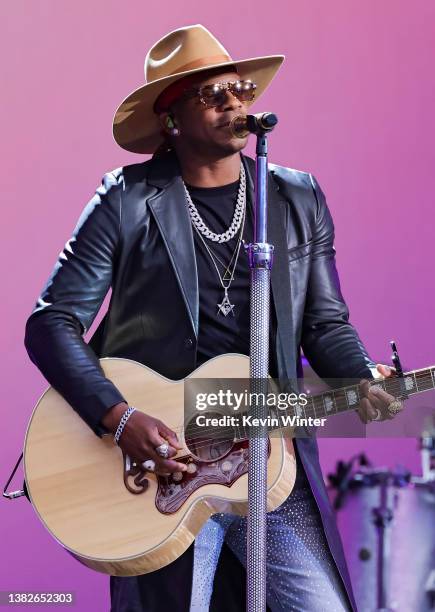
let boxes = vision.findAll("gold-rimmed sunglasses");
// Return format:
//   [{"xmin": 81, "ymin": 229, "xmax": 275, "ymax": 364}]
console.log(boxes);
[{"xmin": 182, "ymin": 80, "xmax": 257, "ymax": 108}]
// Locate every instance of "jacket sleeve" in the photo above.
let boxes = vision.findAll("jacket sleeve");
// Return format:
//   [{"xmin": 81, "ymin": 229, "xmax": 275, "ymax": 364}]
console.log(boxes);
[
  {"xmin": 300, "ymin": 174, "xmax": 376, "ymax": 380},
  {"xmin": 24, "ymin": 172, "xmax": 126, "ymax": 436}
]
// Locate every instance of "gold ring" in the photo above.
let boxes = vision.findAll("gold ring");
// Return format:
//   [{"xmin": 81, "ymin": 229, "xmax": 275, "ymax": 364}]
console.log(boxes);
[{"xmin": 387, "ymin": 399, "xmax": 403, "ymax": 416}]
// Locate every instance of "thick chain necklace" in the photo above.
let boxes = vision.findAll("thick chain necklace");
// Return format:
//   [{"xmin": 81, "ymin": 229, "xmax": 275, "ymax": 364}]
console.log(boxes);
[
  {"xmin": 192, "ymin": 205, "xmax": 246, "ymax": 316},
  {"xmin": 183, "ymin": 164, "xmax": 246, "ymax": 243}
]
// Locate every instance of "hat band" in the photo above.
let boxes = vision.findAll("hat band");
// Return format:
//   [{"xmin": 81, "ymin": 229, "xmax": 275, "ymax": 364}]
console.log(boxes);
[
  {"xmin": 168, "ymin": 53, "xmax": 232, "ymax": 74},
  {"xmin": 153, "ymin": 73, "xmax": 205, "ymax": 113},
  {"xmin": 153, "ymin": 58, "xmax": 238, "ymax": 114}
]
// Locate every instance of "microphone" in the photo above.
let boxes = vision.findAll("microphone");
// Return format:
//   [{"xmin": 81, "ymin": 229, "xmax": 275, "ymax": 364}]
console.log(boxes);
[{"xmin": 229, "ymin": 113, "xmax": 278, "ymax": 138}]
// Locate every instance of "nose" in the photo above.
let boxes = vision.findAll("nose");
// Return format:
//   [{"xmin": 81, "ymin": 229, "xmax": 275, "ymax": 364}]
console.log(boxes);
[{"xmin": 220, "ymin": 90, "xmax": 243, "ymax": 112}]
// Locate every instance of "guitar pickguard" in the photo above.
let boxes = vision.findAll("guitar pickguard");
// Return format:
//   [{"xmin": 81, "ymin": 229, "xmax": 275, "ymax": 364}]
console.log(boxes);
[{"xmin": 155, "ymin": 441, "xmax": 254, "ymax": 514}]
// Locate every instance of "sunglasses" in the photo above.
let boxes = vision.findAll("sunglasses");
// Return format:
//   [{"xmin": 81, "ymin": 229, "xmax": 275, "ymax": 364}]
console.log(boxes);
[{"xmin": 182, "ymin": 80, "xmax": 257, "ymax": 108}]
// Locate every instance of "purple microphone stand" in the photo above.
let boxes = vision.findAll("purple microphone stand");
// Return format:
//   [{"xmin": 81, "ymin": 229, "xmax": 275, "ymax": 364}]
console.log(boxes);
[{"xmin": 243, "ymin": 113, "xmax": 277, "ymax": 611}]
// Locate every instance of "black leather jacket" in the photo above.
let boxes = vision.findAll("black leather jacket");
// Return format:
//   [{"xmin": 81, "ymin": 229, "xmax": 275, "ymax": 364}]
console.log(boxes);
[
  {"xmin": 24, "ymin": 151, "xmax": 374, "ymax": 434},
  {"xmin": 24, "ymin": 151, "xmax": 374, "ymax": 611}
]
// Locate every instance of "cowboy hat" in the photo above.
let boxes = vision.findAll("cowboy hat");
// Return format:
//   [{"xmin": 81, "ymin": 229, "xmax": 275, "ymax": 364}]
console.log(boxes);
[{"xmin": 113, "ymin": 24, "xmax": 285, "ymax": 154}]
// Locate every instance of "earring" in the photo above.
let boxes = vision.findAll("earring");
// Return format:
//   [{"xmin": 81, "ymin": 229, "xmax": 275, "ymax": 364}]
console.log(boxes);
[{"xmin": 166, "ymin": 116, "xmax": 180, "ymax": 136}]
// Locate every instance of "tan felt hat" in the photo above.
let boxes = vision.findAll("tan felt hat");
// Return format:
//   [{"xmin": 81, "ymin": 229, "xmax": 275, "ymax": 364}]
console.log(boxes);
[{"xmin": 112, "ymin": 24, "xmax": 285, "ymax": 154}]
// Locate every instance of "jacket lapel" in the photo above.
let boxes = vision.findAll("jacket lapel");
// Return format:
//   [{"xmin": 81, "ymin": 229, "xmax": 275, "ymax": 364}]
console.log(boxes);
[
  {"xmin": 268, "ymin": 174, "xmax": 298, "ymax": 382},
  {"xmin": 147, "ymin": 154, "xmax": 199, "ymax": 336}
]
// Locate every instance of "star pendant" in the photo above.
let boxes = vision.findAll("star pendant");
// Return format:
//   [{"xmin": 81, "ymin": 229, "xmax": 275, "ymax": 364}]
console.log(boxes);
[{"xmin": 217, "ymin": 292, "xmax": 235, "ymax": 316}]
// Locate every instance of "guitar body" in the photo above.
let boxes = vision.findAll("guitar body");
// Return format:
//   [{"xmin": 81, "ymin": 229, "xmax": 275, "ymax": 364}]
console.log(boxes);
[{"xmin": 24, "ymin": 354, "xmax": 296, "ymax": 576}]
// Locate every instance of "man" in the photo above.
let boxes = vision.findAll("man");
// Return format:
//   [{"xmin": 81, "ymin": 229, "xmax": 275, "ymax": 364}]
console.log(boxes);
[{"xmin": 24, "ymin": 24, "xmax": 400, "ymax": 611}]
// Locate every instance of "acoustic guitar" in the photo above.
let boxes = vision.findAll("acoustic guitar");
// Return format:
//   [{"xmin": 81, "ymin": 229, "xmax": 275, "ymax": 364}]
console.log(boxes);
[{"xmin": 23, "ymin": 354, "xmax": 434, "ymax": 576}]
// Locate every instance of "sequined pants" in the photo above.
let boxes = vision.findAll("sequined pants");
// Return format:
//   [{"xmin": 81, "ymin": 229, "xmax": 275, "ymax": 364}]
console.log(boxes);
[
  {"xmin": 110, "ymin": 463, "xmax": 352, "ymax": 612},
  {"xmin": 190, "ymin": 466, "xmax": 351, "ymax": 612}
]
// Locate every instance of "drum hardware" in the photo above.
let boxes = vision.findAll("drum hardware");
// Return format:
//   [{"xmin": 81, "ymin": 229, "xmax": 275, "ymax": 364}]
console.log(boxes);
[
  {"xmin": 425, "ymin": 570, "xmax": 435, "ymax": 609},
  {"xmin": 331, "ymin": 464, "xmax": 412, "ymax": 611},
  {"xmin": 420, "ymin": 414, "xmax": 435, "ymax": 482},
  {"xmin": 420, "ymin": 416, "xmax": 435, "ymax": 611},
  {"xmin": 329, "ymin": 447, "xmax": 435, "ymax": 612},
  {"xmin": 327, "ymin": 452, "xmax": 371, "ymax": 510},
  {"xmin": 361, "ymin": 468, "xmax": 410, "ymax": 612}
]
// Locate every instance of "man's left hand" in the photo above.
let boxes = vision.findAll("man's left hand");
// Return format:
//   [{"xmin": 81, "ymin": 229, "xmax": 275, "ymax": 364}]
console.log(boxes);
[{"xmin": 358, "ymin": 364, "xmax": 404, "ymax": 423}]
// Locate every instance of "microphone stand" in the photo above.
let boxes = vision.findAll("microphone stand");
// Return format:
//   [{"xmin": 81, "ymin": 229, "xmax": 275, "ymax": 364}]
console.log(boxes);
[{"xmin": 245, "ymin": 126, "xmax": 275, "ymax": 612}]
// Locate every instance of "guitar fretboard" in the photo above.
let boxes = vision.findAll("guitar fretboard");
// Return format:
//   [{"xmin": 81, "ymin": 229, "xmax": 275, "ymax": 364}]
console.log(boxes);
[
  {"xmin": 300, "ymin": 366, "xmax": 435, "ymax": 420},
  {"xmin": 232, "ymin": 366, "xmax": 435, "ymax": 441}
]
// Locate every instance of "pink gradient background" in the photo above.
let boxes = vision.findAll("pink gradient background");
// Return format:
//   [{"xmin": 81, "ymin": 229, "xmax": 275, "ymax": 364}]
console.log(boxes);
[{"xmin": 2, "ymin": 2, "xmax": 434, "ymax": 609}]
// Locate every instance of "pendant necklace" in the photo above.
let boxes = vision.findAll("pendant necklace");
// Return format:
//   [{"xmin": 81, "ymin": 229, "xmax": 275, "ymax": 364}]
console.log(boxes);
[
  {"xmin": 183, "ymin": 164, "xmax": 247, "ymax": 316},
  {"xmin": 192, "ymin": 209, "xmax": 246, "ymax": 316}
]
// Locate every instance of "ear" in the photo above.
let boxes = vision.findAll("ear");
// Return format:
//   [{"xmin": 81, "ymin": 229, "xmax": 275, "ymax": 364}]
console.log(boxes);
[
  {"xmin": 158, "ymin": 112, "xmax": 177, "ymax": 135},
  {"xmin": 159, "ymin": 112, "xmax": 171, "ymax": 134}
]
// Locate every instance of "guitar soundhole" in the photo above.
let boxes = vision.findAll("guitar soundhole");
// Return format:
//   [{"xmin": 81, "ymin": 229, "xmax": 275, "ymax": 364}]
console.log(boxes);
[{"xmin": 184, "ymin": 411, "xmax": 235, "ymax": 462}]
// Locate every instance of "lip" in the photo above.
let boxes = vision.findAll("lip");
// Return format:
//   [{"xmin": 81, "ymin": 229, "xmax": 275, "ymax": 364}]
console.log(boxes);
[{"xmin": 216, "ymin": 114, "xmax": 247, "ymax": 129}]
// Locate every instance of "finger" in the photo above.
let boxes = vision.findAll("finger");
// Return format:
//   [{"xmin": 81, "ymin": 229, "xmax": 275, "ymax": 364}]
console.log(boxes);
[
  {"xmin": 376, "ymin": 364, "xmax": 396, "ymax": 378},
  {"xmin": 154, "ymin": 470, "xmax": 171, "ymax": 477},
  {"xmin": 157, "ymin": 421, "xmax": 183, "ymax": 450},
  {"xmin": 154, "ymin": 457, "xmax": 188, "ymax": 474},
  {"xmin": 357, "ymin": 398, "xmax": 377, "ymax": 424},
  {"xmin": 367, "ymin": 391, "xmax": 389, "ymax": 416},
  {"xmin": 141, "ymin": 455, "xmax": 187, "ymax": 476},
  {"xmin": 141, "ymin": 459, "xmax": 170, "ymax": 477},
  {"xmin": 368, "ymin": 385, "xmax": 395, "ymax": 406},
  {"xmin": 146, "ymin": 428, "xmax": 178, "ymax": 457},
  {"xmin": 367, "ymin": 392, "xmax": 397, "ymax": 420},
  {"xmin": 143, "ymin": 442, "xmax": 178, "ymax": 462},
  {"xmin": 359, "ymin": 379, "xmax": 371, "ymax": 399}
]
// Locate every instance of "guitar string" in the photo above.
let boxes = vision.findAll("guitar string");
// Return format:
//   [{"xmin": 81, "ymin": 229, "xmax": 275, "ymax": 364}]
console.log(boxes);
[
  {"xmin": 149, "ymin": 388, "xmax": 414, "ymax": 453},
  {"xmin": 142, "ymin": 394, "xmax": 417, "ymax": 459},
  {"xmin": 158, "ymin": 385, "xmax": 425, "ymax": 444},
  {"xmin": 132, "ymin": 376, "xmax": 432, "ymax": 453},
  {"xmin": 158, "ymin": 381, "xmax": 418, "ymax": 442},
  {"xmin": 147, "ymin": 398, "xmax": 421, "ymax": 454}
]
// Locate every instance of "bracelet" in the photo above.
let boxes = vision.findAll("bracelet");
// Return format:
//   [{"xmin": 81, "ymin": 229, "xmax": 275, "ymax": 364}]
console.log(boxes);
[{"xmin": 114, "ymin": 406, "xmax": 136, "ymax": 444}]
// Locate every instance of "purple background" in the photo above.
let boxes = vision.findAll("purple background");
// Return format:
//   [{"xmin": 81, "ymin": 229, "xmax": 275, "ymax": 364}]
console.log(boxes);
[{"xmin": 2, "ymin": 2, "xmax": 434, "ymax": 609}]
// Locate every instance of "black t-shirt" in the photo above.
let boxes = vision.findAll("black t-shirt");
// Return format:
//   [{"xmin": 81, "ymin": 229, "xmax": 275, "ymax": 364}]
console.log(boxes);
[{"xmin": 185, "ymin": 179, "xmax": 254, "ymax": 366}]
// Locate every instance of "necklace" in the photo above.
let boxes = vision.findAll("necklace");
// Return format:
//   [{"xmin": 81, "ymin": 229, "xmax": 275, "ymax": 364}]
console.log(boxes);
[
  {"xmin": 192, "ymin": 204, "xmax": 246, "ymax": 316},
  {"xmin": 199, "ymin": 231, "xmax": 242, "ymax": 280},
  {"xmin": 183, "ymin": 164, "xmax": 246, "ymax": 243}
]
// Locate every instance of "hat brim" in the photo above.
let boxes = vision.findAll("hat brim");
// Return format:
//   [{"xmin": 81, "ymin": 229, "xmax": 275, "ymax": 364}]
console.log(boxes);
[{"xmin": 112, "ymin": 54, "xmax": 285, "ymax": 154}]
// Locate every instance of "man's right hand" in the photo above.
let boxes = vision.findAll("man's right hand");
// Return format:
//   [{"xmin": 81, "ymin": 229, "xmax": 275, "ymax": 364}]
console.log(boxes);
[{"xmin": 101, "ymin": 402, "xmax": 187, "ymax": 475}]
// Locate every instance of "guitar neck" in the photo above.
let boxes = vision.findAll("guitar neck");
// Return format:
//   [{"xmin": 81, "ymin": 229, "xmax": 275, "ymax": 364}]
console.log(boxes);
[
  {"xmin": 301, "ymin": 365, "xmax": 435, "ymax": 420},
  {"xmin": 233, "ymin": 366, "xmax": 435, "ymax": 440}
]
